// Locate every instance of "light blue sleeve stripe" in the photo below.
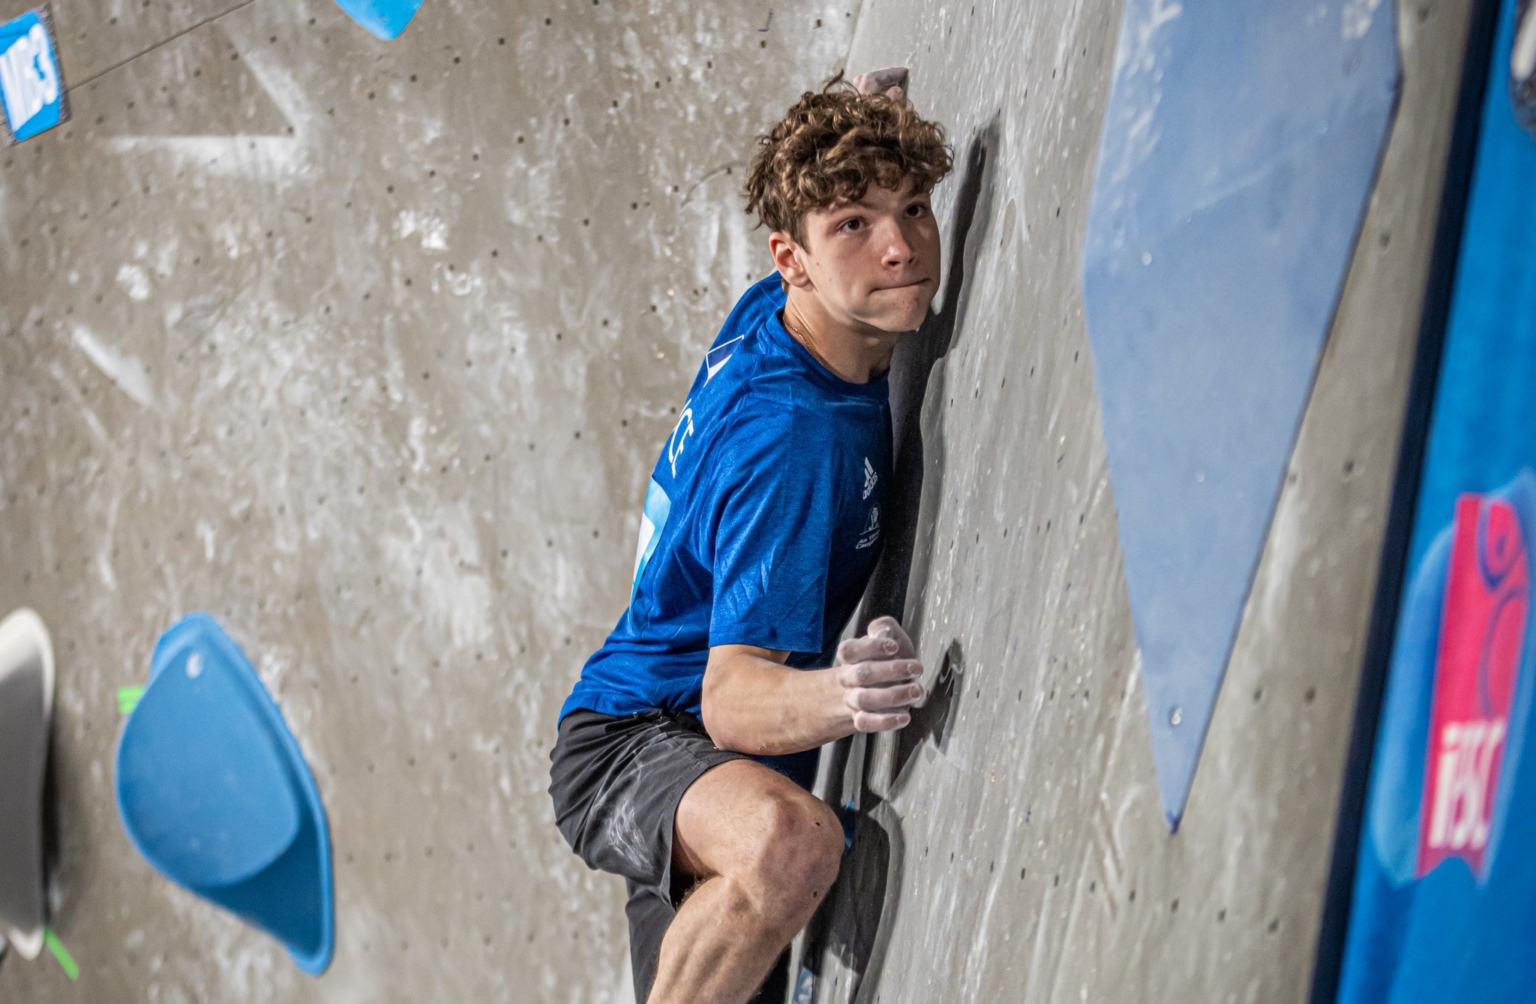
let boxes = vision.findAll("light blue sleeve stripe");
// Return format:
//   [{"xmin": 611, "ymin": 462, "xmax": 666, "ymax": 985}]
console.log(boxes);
[{"xmin": 631, "ymin": 478, "xmax": 672, "ymax": 597}]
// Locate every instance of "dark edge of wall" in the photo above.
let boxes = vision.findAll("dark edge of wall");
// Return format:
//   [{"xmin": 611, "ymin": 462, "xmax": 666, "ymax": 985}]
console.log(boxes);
[{"xmin": 1307, "ymin": 2, "xmax": 1508, "ymax": 1000}]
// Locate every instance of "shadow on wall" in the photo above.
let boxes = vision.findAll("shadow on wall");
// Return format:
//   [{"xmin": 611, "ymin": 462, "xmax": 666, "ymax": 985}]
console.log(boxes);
[
  {"xmin": 864, "ymin": 119, "xmax": 997, "ymax": 636},
  {"xmin": 802, "ymin": 120, "xmax": 997, "ymax": 1002}
]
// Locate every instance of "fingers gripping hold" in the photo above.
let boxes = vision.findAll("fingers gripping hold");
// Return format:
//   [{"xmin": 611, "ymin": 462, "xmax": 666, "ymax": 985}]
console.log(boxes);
[
  {"xmin": 836, "ymin": 634, "xmax": 895, "ymax": 667},
  {"xmin": 835, "ymin": 618, "xmax": 924, "ymax": 733},
  {"xmin": 867, "ymin": 616, "xmax": 916, "ymax": 657},
  {"xmin": 835, "ymin": 616, "xmax": 915, "ymax": 667},
  {"xmin": 835, "ymin": 658, "xmax": 922, "ymax": 689},
  {"xmin": 851, "ymin": 709, "xmax": 911, "ymax": 733},
  {"xmin": 850, "ymin": 66, "xmax": 910, "ymax": 101},
  {"xmin": 844, "ymin": 680, "xmax": 924, "ymax": 712}
]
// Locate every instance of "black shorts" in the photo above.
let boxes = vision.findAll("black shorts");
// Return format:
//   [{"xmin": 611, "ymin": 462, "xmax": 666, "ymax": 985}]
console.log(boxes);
[{"xmin": 548, "ymin": 709, "xmax": 795, "ymax": 1003}]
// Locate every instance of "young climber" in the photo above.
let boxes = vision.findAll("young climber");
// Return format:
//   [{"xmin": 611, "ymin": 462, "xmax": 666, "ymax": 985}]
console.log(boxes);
[{"xmin": 548, "ymin": 72, "xmax": 953, "ymax": 1004}]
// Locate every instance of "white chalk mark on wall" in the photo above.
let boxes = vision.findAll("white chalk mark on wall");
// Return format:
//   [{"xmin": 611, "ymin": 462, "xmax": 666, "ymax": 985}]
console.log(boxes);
[
  {"xmin": 1103, "ymin": 0, "xmax": 1182, "ymax": 188},
  {"xmin": 1342, "ymin": 0, "xmax": 1384, "ymax": 40},
  {"xmin": 104, "ymin": 49, "xmax": 310, "ymax": 180},
  {"xmin": 395, "ymin": 210, "xmax": 450, "ymax": 251},
  {"xmin": 116, "ymin": 263, "xmax": 151, "ymax": 301},
  {"xmin": 70, "ymin": 325, "xmax": 155, "ymax": 408}
]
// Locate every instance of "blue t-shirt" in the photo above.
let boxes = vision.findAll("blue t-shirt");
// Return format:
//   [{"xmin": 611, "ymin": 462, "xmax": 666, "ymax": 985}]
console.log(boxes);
[{"xmin": 561, "ymin": 275, "xmax": 892, "ymax": 761}]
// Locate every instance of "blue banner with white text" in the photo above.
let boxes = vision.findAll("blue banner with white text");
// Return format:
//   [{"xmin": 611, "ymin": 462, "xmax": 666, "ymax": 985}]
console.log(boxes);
[{"xmin": 1336, "ymin": 0, "xmax": 1536, "ymax": 999}]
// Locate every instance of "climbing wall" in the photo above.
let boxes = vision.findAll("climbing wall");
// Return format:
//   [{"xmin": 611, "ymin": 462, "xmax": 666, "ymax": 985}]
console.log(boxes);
[
  {"xmin": 0, "ymin": 0, "xmax": 854, "ymax": 999},
  {"xmin": 806, "ymin": 0, "xmax": 1484, "ymax": 1001},
  {"xmin": 0, "ymin": 0, "xmax": 1493, "ymax": 1001}
]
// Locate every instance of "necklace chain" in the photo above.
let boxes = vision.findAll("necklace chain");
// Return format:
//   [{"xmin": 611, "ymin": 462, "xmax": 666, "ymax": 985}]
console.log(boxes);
[{"xmin": 782, "ymin": 309, "xmax": 833, "ymax": 371}]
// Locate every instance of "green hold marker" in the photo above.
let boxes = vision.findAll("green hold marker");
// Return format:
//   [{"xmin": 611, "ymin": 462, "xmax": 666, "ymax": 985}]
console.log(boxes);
[
  {"xmin": 44, "ymin": 929, "xmax": 78, "ymax": 980},
  {"xmin": 117, "ymin": 685, "xmax": 146, "ymax": 716}
]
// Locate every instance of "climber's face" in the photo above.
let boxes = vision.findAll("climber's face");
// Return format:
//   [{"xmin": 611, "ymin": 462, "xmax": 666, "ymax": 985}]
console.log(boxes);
[{"xmin": 771, "ymin": 178, "xmax": 942, "ymax": 336}]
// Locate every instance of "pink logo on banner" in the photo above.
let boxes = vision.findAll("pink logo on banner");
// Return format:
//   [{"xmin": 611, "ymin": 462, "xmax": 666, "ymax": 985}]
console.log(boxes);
[{"xmin": 1416, "ymin": 494, "xmax": 1531, "ymax": 880}]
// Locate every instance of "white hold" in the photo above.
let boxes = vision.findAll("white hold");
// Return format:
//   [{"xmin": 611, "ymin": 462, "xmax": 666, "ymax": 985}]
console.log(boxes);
[{"xmin": 1514, "ymin": 2, "xmax": 1536, "ymax": 83}]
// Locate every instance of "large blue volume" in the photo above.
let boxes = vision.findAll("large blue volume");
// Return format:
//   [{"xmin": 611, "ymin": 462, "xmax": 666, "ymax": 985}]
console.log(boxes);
[
  {"xmin": 116, "ymin": 614, "xmax": 335, "ymax": 975},
  {"xmin": 1081, "ymin": 0, "xmax": 1400, "ymax": 826},
  {"xmin": 1337, "ymin": 0, "xmax": 1536, "ymax": 998}
]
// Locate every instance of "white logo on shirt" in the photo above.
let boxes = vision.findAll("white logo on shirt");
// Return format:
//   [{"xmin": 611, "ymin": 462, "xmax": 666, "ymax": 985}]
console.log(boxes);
[
  {"xmin": 705, "ymin": 336, "xmax": 744, "ymax": 383},
  {"xmin": 862, "ymin": 457, "xmax": 878, "ymax": 500},
  {"xmin": 857, "ymin": 506, "xmax": 881, "ymax": 550},
  {"xmin": 667, "ymin": 402, "xmax": 695, "ymax": 478}
]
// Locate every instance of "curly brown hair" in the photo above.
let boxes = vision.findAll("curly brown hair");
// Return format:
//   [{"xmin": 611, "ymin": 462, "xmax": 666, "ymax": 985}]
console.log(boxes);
[{"xmin": 745, "ymin": 73, "xmax": 953, "ymax": 243}]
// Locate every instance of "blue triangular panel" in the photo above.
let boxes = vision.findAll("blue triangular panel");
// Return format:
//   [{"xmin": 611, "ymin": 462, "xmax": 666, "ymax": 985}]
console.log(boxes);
[
  {"xmin": 1082, "ymin": 0, "xmax": 1400, "ymax": 827},
  {"xmin": 333, "ymin": 0, "xmax": 424, "ymax": 40}
]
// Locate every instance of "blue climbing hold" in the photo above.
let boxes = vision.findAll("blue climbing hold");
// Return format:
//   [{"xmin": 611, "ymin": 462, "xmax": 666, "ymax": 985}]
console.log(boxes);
[
  {"xmin": 115, "ymin": 614, "xmax": 334, "ymax": 975},
  {"xmin": 332, "ymin": 0, "xmax": 424, "ymax": 41}
]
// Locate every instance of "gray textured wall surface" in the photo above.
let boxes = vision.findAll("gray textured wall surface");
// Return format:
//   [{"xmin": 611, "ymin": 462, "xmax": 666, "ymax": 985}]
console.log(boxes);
[
  {"xmin": 0, "ymin": 0, "xmax": 854, "ymax": 1000},
  {"xmin": 806, "ymin": 0, "xmax": 1477, "ymax": 1002},
  {"xmin": 0, "ymin": 0, "xmax": 1478, "ymax": 1002}
]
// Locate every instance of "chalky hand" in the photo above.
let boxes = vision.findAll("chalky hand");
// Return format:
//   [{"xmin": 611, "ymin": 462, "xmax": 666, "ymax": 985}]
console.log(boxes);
[{"xmin": 834, "ymin": 616, "xmax": 924, "ymax": 733}]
